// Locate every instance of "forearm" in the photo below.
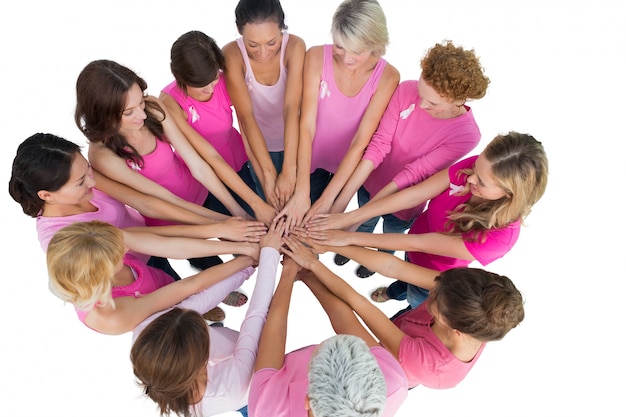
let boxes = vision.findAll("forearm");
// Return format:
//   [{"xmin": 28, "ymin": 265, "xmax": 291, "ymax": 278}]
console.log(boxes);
[
  {"xmin": 254, "ymin": 262, "xmax": 298, "ymax": 371},
  {"xmin": 331, "ymin": 159, "xmax": 375, "ymax": 213},
  {"xmin": 333, "ymin": 245, "xmax": 439, "ymax": 290}
]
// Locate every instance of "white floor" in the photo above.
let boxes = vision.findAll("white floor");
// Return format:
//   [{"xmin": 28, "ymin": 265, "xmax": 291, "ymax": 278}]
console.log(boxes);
[{"xmin": 1, "ymin": 1, "xmax": 623, "ymax": 416}]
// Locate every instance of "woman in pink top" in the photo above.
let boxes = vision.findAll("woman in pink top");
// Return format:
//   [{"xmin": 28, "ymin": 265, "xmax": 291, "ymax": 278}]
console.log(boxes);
[
  {"xmin": 276, "ymin": 0, "xmax": 400, "ymax": 232},
  {"xmin": 76, "ymin": 59, "xmax": 252, "ymax": 271},
  {"xmin": 46, "ymin": 220, "xmax": 259, "ymax": 335},
  {"xmin": 249, "ymin": 252, "xmax": 408, "ymax": 417},
  {"xmin": 9, "ymin": 133, "xmax": 266, "ymax": 319},
  {"xmin": 281, "ymin": 237, "xmax": 524, "ymax": 391},
  {"xmin": 304, "ymin": 132, "xmax": 548, "ymax": 309},
  {"xmin": 130, "ymin": 218, "xmax": 286, "ymax": 417},
  {"xmin": 161, "ymin": 30, "xmax": 276, "ymax": 226},
  {"xmin": 330, "ymin": 41, "xmax": 491, "ymax": 278},
  {"xmin": 223, "ymin": 0, "xmax": 306, "ymax": 215}
]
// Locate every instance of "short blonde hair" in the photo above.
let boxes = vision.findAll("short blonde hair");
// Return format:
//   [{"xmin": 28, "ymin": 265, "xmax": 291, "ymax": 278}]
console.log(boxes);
[
  {"xmin": 331, "ymin": 0, "xmax": 389, "ymax": 56},
  {"xmin": 47, "ymin": 220, "xmax": 125, "ymax": 311}
]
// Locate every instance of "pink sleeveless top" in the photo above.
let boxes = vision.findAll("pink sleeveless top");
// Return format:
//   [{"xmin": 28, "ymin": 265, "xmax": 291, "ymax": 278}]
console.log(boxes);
[
  {"xmin": 161, "ymin": 73, "xmax": 249, "ymax": 171},
  {"xmin": 126, "ymin": 137, "xmax": 209, "ymax": 226},
  {"xmin": 75, "ymin": 253, "xmax": 175, "ymax": 331},
  {"xmin": 236, "ymin": 32, "xmax": 289, "ymax": 152},
  {"xmin": 309, "ymin": 45, "xmax": 387, "ymax": 173},
  {"xmin": 36, "ymin": 189, "xmax": 148, "ymax": 262}
]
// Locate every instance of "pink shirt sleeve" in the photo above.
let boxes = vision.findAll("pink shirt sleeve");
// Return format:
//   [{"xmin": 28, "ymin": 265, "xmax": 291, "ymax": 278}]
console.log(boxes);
[
  {"xmin": 464, "ymin": 220, "xmax": 521, "ymax": 266},
  {"xmin": 131, "ymin": 266, "xmax": 254, "ymax": 342}
]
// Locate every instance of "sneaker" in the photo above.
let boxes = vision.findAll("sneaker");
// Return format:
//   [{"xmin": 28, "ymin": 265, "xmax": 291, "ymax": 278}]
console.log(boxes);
[
  {"xmin": 334, "ymin": 253, "xmax": 350, "ymax": 266},
  {"xmin": 356, "ymin": 265, "xmax": 375, "ymax": 278}
]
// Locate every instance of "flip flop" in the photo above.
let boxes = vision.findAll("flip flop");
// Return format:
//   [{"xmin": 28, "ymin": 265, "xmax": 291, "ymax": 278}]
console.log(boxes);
[
  {"xmin": 222, "ymin": 291, "xmax": 248, "ymax": 307},
  {"xmin": 202, "ymin": 306, "xmax": 226, "ymax": 322},
  {"xmin": 370, "ymin": 287, "xmax": 390, "ymax": 303}
]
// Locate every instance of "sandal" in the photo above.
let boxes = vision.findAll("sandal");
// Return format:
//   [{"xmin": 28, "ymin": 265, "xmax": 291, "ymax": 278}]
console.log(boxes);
[
  {"xmin": 370, "ymin": 287, "xmax": 390, "ymax": 303},
  {"xmin": 222, "ymin": 291, "xmax": 248, "ymax": 307},
  {"xmin": 202, "ymin": 306, "xmax": 226, "ymax": 322}
]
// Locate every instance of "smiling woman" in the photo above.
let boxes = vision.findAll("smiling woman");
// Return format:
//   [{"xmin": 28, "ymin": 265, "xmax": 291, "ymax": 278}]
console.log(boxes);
[{"xmin": 2, "ymin": 0, "xmax": 618, "ymax": 416}]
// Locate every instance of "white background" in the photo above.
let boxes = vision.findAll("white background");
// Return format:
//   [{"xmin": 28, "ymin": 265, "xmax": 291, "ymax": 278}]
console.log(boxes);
[{"xmin": 1, "ymin": 1, "xmax": 624, "ymax": 416}]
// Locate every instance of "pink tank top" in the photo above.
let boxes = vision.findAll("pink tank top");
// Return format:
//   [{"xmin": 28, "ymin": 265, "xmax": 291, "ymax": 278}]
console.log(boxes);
[
  {"xmin": 75, "ymin": 253, "xmax": 175, "ymax": 331},
  {"xmin": 236, "ymin": 32, "xmax": 289, "ymax": 152},
  {"xmin": 126, "ymin": 137, "xmax": 209, "ymax": 226},
  {"xmin": 36, "ymin": 189, "xmax": 148, "ymax": 263},
  {"xmin": 161, "ymin": 73, "xmax": 249, "ymax": 171},
  {"xmin": 309, "ymin": 45, "xmax": 387, "ymax": 173}
]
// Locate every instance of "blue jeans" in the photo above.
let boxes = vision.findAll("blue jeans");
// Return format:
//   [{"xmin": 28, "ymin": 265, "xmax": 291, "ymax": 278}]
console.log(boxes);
[
  {"xmin": 237, "ymin": 405, "xmax": 248, "ymax": 417},
  {"xmin": 356, "ymin": 186, "xmax": 414, "ymax": 256},
  {"xmin": 386, "ymin": 252, "xmax": 430, "ymax": 309},
  {"xmin": 249, "ymin": 151, "xmax": 285, "ymax": 202},
  {"xmin": 205, "ymin": 163, "xmax": 256, "ymax": 217}
]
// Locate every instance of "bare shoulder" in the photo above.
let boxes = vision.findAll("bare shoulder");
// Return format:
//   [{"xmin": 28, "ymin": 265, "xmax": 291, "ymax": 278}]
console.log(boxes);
[{"xmin": 223, "ymin": 40, "xmax": 242, "ymax": 62}]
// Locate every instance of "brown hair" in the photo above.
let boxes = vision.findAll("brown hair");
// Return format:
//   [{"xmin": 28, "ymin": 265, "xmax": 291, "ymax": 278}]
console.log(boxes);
[
  {"xmin": 74, "ymin": 59, "xmax": 166, "ymax": 168},
  {"xmin": 131, "ymin": 308, "xmax": 210, "ymax": 417},
  {"xmin": 428, "ymin": 267, "xmax": 524, "ymax": 341},
  {"xmin": 420, "ymin": 40, "xmax": 490, "ymax": 101}
]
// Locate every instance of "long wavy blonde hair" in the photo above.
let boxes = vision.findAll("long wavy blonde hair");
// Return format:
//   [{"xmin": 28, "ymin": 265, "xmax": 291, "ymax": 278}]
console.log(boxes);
[
  {"xmin": 446, "ymin": 132, "xmax": 548, "ymax": 242},
  {"xmin": 47, "ymin": 221, "xmax": 125, "ymax": 310}
]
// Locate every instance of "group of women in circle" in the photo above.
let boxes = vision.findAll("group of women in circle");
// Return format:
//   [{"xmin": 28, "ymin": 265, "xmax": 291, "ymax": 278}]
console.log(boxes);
[{"xmin": 8, "ymin": 0, "xmax": 549, "ymax": 416}]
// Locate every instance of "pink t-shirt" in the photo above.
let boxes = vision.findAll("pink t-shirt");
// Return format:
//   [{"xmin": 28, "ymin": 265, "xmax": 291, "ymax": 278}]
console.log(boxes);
[
  {"xmin": 75, "ymin": 253, "xmax": 175, "ymax": 331},
  {"xmin": 362, "ymin": 80, "xmax": 481, "ymax": 221},
  {"xmin": 309, "ymin": 44, "xmax": 387, "ymax": 174},
  {"xmin": 392, "ymin": 301, "xmax": 485, "ymax": 389},
  {"xmin": 36, "ymin": 188, "xmax": 150, "ymax": 263},
  {"xmin": 236, "ymin": 33, "xmax": 289, "ymax": 152},
  {"xmin": 161, "ymin": 73, "xmax": 249, "ymax": 171},
  {"xmin": 127, "ymin": 137, "xmax": 208, "ymax": 226},
  {"xmin": 249, "ymin": 344, "xmax": 408, "ymax": 417},
  {"xmin": 406, "ymin": 155, "xmax": 521, "ymax": 270}
]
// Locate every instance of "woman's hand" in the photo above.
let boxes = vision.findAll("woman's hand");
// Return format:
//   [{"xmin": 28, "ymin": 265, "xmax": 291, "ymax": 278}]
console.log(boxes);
[
  {"xmin": 304, "ymin": 212, "xmax": 353, "ymax": 232},
  {"xmin": 280, "ymin": 235, "xmax": 319, "ymax": 271},
  {"xmin": 274, "ymin": 171, "xmax": 296, "ymax": 211},
  {"xmin": 214, "ymin": 217, "xmax": 268, "ymax": 242},
  {"xmin": 297, "ymin": 228, "xmax": 354, "ymax": 247},
  {"xmin": 274, "ymin": 190, "xmax": 311, "ymax": 234},
  {"xmin": 260, "ymin": 216, "xmax": 287, "ymax": 251}
]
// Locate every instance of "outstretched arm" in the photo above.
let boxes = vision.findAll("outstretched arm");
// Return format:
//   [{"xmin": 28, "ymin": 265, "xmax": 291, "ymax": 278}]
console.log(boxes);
[
  {"xmin": 86, "ymin": 255, "xmax": 256, "ymax": 335},
  {"xmin": 281, "ymin": 236, "xmax": 405, "ymax": 359},
  {"xmin": 121, "ymin": 230, "xmax": 260, "ymax": 260},
  {"xmin": 123, "ymin": 216, "xmax": 267, "ymax": 243},
  {"xmin": 160, "ymin": 92, "xmax": 276, "ymax": 226},
  {"xmin": 299, "ymin": 269, "xmax": 377, "ymax": 347},
  {"xmin": 305, "ymin": 168, "xmax": 450, "ymax": 232},
  {"xmin": 254, "ymin": 257, "xmax": 299, "ymax": 372},
  {"xmin": 89, "ymin": 147, "xmax": 230, "ymax": 222},
  {"xmin": 274, "ymin": 34, "xmax": 306, "ymax": 210}
]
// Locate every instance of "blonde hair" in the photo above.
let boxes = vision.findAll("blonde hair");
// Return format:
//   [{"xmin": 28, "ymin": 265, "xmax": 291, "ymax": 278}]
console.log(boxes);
[
  {"xmin": 331, "ymin": 0, "xmax": 389, "ymax": 56},
  {"xmin": 447, "ymin": 132, "xmax": 548, "ymax": 241},
  {"xmin": 47, "ymin": 220, "xmax": 125, "ymax": 310}
]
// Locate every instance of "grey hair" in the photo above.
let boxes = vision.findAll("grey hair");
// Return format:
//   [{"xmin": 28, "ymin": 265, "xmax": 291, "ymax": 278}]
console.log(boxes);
[{"xmin": 308, "ymin": 334, "xmax": 387, "ymax": 417}]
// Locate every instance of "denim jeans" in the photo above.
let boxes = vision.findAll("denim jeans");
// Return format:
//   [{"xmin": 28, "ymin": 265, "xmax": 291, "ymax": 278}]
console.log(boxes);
[
  {"xmin": 248, "ymin": 151, "xmax": 285, "ymax": 202},
  {"xmin": 356, "ymin": 186, "xmax": 414, "ymax": 256},
  {"xmin": 386, "ymin": 252, "xmax": 431, "ymax": 309},
  {"xmin": 205, "ymin": 163, "xmax": 256, "ymax": 217},
  {"xmin": 237, "ymin": 405, "xmax": 248, "ymax": 417}
]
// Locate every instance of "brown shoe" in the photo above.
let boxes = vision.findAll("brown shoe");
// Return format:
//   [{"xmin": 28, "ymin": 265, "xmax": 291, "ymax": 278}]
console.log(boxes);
[
  {"xmin": 370, "ymin": 287, "xmax": 390, "ymax": 303},
  {"xmin": 202, "ymin": 306, "xmax": 226, "ymax": 322}
]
